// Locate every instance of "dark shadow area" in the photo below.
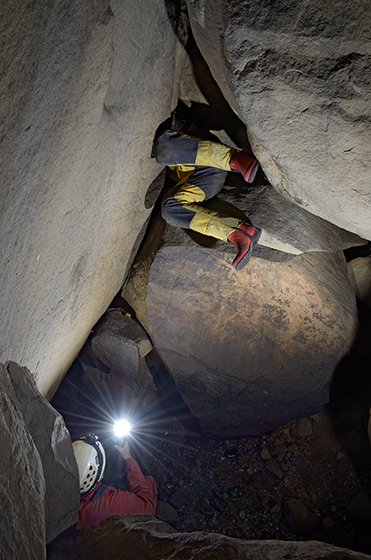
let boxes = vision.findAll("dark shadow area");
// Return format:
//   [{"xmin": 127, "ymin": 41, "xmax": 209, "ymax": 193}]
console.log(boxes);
[
  {"xmin": 327, "ymin": 299, "xmax": 371, "ymax": 469},
  {"xmin": 145, "ymin": 348, "xmax": 203, "ymax": 436},
  {"xmin": 164, "ymin": 0, "xmax": 252, "ymax": 151},
  {"xmin": 326, "ymin": 298, "xmax": 371, "ymax": 553},
  {"xmin": 344, "ymin": 242, "xmax": 371, "ymax": 262},
  {"xmin": 185, "ymin": 34, "xmax": 252, "ymax": 153},
  {"xmin": 164, "ymin": 0, "xmax": 189, "ymax": 46}
]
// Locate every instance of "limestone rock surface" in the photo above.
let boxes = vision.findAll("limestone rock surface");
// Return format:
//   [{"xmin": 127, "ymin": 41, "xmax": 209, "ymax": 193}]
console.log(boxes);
[
  {"xmin": 50, "ymin": 514, "xmax": 371, "ymax": 559},
  {"xmin": 0, "ymin": 362, "xmax": 79, "ymax": 559},
  {"xmin": 186, "ymin": 0, "xmax": 371, "ymax": 240},
  {"xmin": 75, "ymin": 337, "xmax": 158, "ymax": 419},
  {"xmin": 0, "ymin": 372, "xmax": 45, "ymax": 560},
  {"xmin": 347, "ymin": 257, "xmax": 371, "ymax": 308},
  {"xmin": 0, "ymin": 0, "xmax": 179, "ymax": 398}
]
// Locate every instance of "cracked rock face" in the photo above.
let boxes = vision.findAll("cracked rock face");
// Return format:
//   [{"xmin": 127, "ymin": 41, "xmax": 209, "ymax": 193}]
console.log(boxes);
[{"xmin": 186, "ymin": 0, "xmax": 371, "ymax": 240}]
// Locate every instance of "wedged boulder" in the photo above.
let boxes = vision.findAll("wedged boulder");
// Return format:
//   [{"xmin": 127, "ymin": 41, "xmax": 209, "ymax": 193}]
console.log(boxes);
[
  {"xmin": 186, "ymin": 0, "xmax": 371, "ymax": 240},
  {"xmin": 78, "ymin": 338, "xmax": 158, "ymax": 415},
  {"xmin": 91, "ymin": 309, "xmax": 152, "ymax": 378},
  {"xmin": 49, "ymin": 514, "xmax": 371, "ymax": 559},
  {"xmin": 123, "ymin": 178, "xmax": 358, "ymax": 436},
  {"xmin": 143, "ymin": 246, "xmax": 356, "ymax": 436},
  {"xmin": 0, "ymin": 362, "xmax": 79, "ymax": 559}
]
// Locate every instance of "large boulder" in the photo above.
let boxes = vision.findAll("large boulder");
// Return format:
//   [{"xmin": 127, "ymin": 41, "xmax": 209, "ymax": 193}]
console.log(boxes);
[
  {"xmin": 186, "ymin": 0, "xmax": 371, "ymax": 240},
  {"xmin": 49, "ymin": 514, "xmax": 371, "ymax": 560},
  {"xmin": 0, "ymin": 362, "xmax": 79, "ymax": 559},
  {"xmin": 143, "ymin": 247, "xmax": 356, "ymax": 437},
  {"xmin": 123, "ymin": 180, "xmax": 358, "ymax": 436},
  {"xmin": 0, "ymin": 0, "xmax": 180, "ymax": 398}
]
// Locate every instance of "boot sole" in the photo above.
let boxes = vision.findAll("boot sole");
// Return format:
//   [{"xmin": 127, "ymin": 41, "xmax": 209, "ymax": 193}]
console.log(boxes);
[
  {"xmin": 245, "ymin": 161, "xmax": 259, "ymax": 183},
  {"xmin": 234, "ymin": 228, "xmax": 262, "ymax": 271}
]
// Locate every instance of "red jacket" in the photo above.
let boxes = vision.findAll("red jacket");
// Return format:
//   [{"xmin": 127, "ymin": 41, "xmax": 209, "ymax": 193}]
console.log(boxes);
[{"xmin": 76, "ymin": 458, "xmax": 157, "ymax": 529}]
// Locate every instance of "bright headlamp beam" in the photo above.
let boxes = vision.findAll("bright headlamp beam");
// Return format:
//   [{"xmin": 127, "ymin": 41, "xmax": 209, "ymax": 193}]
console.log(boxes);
[{"xmin": 113, "ymin": 419, "xmax": 131, "ymax": 439}]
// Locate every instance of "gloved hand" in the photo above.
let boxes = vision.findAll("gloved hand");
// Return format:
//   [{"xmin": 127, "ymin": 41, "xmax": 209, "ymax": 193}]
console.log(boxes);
[{"xmin": 115, "ymin": 440, "xmax": 132, "ymax": 461}]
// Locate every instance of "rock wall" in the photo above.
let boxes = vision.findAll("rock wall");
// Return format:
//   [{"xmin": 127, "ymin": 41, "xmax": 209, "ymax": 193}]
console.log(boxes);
[
  {"xmin": 49, "ymin": 514, "xmax": 371, "ymax": 559},
  {"xmin": 0, "ymin": 362, "xmax": 79, "ymax": 559},
  {"xmin": 186, "ymin": 0, "xmax": 371, "ymax": 240},
  {"xmin": 0, "ymin": 0, "xmax": 179, "ymax": 398}
]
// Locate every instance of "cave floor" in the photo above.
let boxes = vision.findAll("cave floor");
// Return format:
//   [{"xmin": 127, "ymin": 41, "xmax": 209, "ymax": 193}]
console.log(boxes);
[
  {"xmin": 133, "ymin": 406, "xmax": 371, "ymax": 554},
  {"xmin": 59, "ymin": 388, "xmax": 371, "ymax": 554}
]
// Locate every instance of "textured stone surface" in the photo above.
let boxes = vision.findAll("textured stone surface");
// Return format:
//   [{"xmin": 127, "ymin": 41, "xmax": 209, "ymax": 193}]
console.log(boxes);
[
  {"xmin": 91, "ymin": 309, "xmax": 152, "ymax": 377},
  {"xmin": 140, "ymin": 245, "xmax": 357, "ymax": 437},
  {"xmin": 49, "ymin": 514, "xmax": 371, "ymax": 559},
  {"xmin": 347, "ymin": 257, "xmax": 371, "ymax": 308},
  {"xmin": 78, "ymin": 339, "xmax": 158, "ymax": 415},
  {"xmin": 0, "ymin": 362, "xmax": 79, "ymax": 558},
  {"xmin": 0, "ymin": 0, "xmax": 179, "ymax": 397},
  {"xmin": 5, "ymin": 362, "xmax": 79, "ymax": 543},
  {"xmin": 250, "ymin": 470, "xmax": 276, "ymax": 491},
  {"xmin": 0, "ymin": 373, "xmax": 46, "ymax": 560},
  {"xmin": 297, "ymin": 417, "xmax": 313, "ymax": 437},
  {"xmin": 186, "ymin": 0, "xmax": 371, "ymax": 240}
]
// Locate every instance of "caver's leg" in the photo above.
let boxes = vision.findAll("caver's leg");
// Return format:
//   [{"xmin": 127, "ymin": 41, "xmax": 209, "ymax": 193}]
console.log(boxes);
[{"xmin": 155, "ymin": 130, "xmax": 259, "ymax": 182}]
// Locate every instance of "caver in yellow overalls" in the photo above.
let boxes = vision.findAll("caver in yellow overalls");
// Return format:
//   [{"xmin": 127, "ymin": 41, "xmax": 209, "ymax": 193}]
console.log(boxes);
[{"xmin": 155, "ymin": 129, "xmax": 261, "ymax": 270}]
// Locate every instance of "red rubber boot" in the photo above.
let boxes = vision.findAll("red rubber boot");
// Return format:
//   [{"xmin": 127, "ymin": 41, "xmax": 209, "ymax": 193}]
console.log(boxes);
[
  {"xmin": 227, "ymin": 222, "xmax": 262, "ymax": 270},
  {"xmin": 229, "ymin": 151, "xmax": 259, "ymax": 183}
]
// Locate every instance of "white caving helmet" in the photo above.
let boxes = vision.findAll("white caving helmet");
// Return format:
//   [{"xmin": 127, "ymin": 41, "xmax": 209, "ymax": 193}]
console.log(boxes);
[{"xmin": 72, "ymin": 433, "xmax": 106, "ymax": 495}]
